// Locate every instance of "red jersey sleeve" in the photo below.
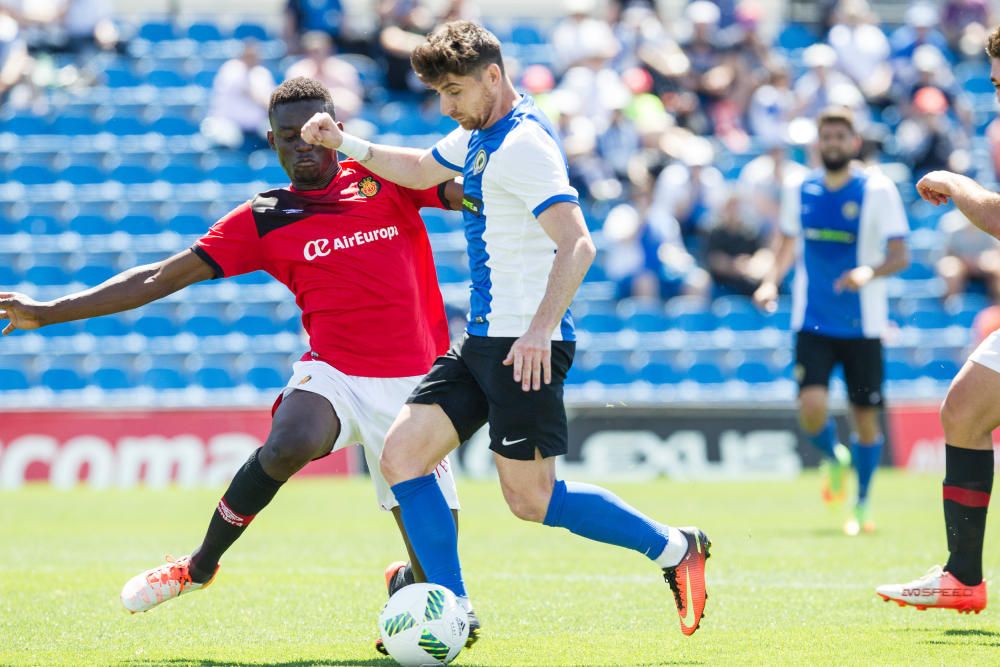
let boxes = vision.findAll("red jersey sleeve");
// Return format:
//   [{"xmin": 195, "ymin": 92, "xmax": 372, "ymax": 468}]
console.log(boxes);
[
  {"xmin": 192, "ymin": 203, "xmax": 264, "ymax": 278},
  {"xmin": 399, "ymin": 182, "xmax": 451, "ymax": 211}
]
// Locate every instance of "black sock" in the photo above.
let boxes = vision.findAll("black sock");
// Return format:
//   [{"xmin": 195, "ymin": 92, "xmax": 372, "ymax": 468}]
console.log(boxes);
[
  {"xmin": 189, "ymin": 448, "xmax": 284, "ymax": 582},
  {"xmin": 942, "ymin": 445, "xmax": 993, "ymax": 586}
]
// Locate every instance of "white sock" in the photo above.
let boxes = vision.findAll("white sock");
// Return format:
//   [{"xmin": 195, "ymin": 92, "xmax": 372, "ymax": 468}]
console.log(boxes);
[
  {"xmin": 654, "ymin": 527, "xmax": 689, "ymax": 568},
  {"xmin": 457, "ymin": 595, "xmax": 474, "ymax": 613}
]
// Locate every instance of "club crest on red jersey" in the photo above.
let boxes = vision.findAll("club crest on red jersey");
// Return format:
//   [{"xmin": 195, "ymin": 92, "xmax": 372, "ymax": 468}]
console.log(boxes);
[{"xmin": 358, "ymin": 176, "xmax": 381, "ymax": 198}]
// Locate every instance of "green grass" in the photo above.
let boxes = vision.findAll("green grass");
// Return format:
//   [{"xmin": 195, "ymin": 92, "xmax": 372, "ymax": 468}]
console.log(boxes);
[{"xmin": 2, "ymin": 471, "xmax": 999, "ymax": 666}]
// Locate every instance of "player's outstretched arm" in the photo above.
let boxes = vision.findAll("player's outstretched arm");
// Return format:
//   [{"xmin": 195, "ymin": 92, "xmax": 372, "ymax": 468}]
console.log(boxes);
[
  {"xmin": 300, "ymin": 112, "xmax": 457, "ymax": 190},
  {"xmin": 918, "ymin": 170, "xmax": 1000, "ymax": 239},
  {"xmin": 0, "ymin": 249, "xmax": 214, "ymax": 335},
  {"xmin": 503, "ymin": 202, "xmax": 596, "ymax": 392}
]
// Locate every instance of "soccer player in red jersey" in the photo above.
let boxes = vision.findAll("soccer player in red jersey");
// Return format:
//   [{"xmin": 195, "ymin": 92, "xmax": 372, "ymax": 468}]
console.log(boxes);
[
  {"xmin": 875, "ymin": 27, "xmax": 1000, "ymax": 614},
  {"xmin": 0, "ymin": 78, "xmax": 464, "ymax": 616}
]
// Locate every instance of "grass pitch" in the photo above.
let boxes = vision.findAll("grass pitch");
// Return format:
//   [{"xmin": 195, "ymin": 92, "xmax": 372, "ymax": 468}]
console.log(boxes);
[{"xmin": 2, "ymin": 471, "xmax": 998, "ymax": 666}]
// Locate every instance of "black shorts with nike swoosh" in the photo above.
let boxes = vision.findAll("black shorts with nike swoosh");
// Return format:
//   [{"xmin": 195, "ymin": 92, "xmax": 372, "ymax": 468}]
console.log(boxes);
[{"xmin": 407, "ymin": 333, "xmax": 575, "ymax": 461}]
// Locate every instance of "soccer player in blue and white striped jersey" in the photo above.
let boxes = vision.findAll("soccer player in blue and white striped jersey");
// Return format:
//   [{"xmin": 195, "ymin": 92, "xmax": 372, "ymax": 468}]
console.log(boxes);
[{"xmin": 755, "ymin": 106, "xmax": 910, "ymax": 535}]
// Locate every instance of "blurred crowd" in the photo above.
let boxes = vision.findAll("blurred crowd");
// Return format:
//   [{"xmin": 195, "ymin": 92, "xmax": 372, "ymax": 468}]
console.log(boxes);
[{"xmin": 3, "ymin": 0, "xmax": 1000, "ymax": 311}]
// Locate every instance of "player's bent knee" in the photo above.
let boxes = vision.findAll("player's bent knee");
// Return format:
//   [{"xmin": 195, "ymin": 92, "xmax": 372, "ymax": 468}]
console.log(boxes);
[
  {"xmin": 379, "ymin": 444, "xmax": 423, "ymax": 485},
  {"xmin": 501, "ymin": 487, "xmax": 549, "ymax": 523},
  {"xmin": 940, "ymin": 388, "xmax": 978, "ymax": 443},
  {"xmin": 262, "ymin": 428, "xmax": 329, "ymax": 474}
]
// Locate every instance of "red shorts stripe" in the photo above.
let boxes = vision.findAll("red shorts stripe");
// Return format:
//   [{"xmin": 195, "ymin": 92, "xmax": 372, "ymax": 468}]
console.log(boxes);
[{"xmin": 943, "ymin": 485, "xmax": 992, "ymax": 508}]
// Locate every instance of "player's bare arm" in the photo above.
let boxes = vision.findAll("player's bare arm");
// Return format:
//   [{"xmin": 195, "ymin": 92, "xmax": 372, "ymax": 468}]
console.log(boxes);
[
  {"xmin": 917, "ymin": 170, "xmax": 1000, "ymax": 239},
  {"xmin": 0, "ymin": 249, "xmax": 214, "ymax": 335},
  {"xmin": 300, "ymin": 112, "xmax": 457, "ymax": 190},
  {"xmin": 502, "ymin": 202, "xmax": 595, "ymax": 392},
  {"xmin": 753, "ymin": 232, "xmax": 797, "ymax": 312},
  {"xmin": 834, "ymin": 238, "xmax": 910, "ymax": 292}
]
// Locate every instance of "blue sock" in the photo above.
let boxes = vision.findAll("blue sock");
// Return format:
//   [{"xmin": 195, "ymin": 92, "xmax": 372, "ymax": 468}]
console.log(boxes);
[
  {"xmin": 390, "ymin": 474, "xmax": 466, "ymax": 598},
  {"xmin": 805, "ymin": 418, "xmax": 838, "ymax": 460},
  {"xmin": 543, "ymin": 480, "xmax": 669, "ymax": 561},
  {"xmin": 851, "ymin": 435, "xmax": 883, "ymax": 504}
]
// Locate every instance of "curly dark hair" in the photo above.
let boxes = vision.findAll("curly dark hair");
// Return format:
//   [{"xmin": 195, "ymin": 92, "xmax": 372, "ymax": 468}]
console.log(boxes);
[
  {"xmin": 268, "ymin": 77, "xmax": 335, "ymax": 118},
  {"xmin": 987, "ymin": 25, "xmax": 1000, "ymax": 59},
  {"xmin": 410, "ymin": 20, "xmax": 505, "ymax": 86}
]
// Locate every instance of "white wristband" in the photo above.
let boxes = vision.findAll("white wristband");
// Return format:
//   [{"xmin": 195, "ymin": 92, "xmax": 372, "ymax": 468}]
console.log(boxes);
[{"xmin": 337, "ymin": 133, "xmax": 372, "ymax": 162}]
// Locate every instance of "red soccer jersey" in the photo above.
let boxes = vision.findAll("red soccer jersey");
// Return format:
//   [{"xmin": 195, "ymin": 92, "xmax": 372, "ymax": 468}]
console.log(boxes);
[{"xmin": 193, "ymin": 160, "xmax": 451, "ymax": 378}]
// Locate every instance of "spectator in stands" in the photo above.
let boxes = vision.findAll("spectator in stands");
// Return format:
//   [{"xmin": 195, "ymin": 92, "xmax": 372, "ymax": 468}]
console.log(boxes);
[
  {"xmin": 597, "ymin": 98, "xmax": 641, "ymax": 183},
  {"xmin": 285, "ymin": 31, "xmax": 362, "ymax": 121},
  {"xmin": 895, "ymin": 86, "xmax": 962, "ymax": 177},
  {"xmin": 747, "ymin": 61, "xmax": 795, "ymax": 147},
  {"xmin": 890, "ymin": 3, "xmax": 952, "ymax": 74},
  {"xmin": 943, "ymin": 0, "xmax": 990, "ymax": 59},
  {"xmin": 705, "ymin": 190, "xmax": 772, "ymax": 296},
  {"xmin": 794, "ymin": 43, "xmax": 868, "ymax": 128},
  {"xmin": 552, "ymin": 0, "xmax": 619, "ymax": 74},
  {"xmin": 827, "ymin": 0, "xmax": 892, "ymax": 102},
  {"xmin": 554, "ymin": 27, "xmax": 627, "ymax": 132},
  {"xmin": 898, "ymin": 44, "xmax": 974, "ymax": 134},
  {"xmin": 284, "ymin": 0, "xmax": 343, "ymax": 54},
  {"xmin": 204, "ymin": 40, "xmax": 276, "ymax": 151},
  {"xmin": 0, "ymin": 9, "xmax": 25, "ymax": 96},
  {"xmin": 651, "ymin": 134, "xmax": 725, "ymax": 247},
  {"xmin": 377, "ymin": 0, "xmax": 436, "ymax": 93},
  {"xmin": 935, "ymin": 208, "xmax": 1000, "ymax": 300},
  {"xmin": 603, "ymin": 183, "xmax": 709, "ymax": 301},
  {"xmin": 678, "ymin": 0, "xmax": 727, "ymax": 137},
  {"xmin": 737, "ymin": 142, "xmax": 807, "ymax": 243}
]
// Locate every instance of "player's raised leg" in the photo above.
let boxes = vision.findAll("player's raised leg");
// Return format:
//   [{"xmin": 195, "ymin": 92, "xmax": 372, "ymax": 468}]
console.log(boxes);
[
  {"xmin": 877, "ymin": 355, "xmax": 998, "ymax": 611},
  {"xmin": 120, "ymin": 390, "xmax": 339, "ymax": 613}
]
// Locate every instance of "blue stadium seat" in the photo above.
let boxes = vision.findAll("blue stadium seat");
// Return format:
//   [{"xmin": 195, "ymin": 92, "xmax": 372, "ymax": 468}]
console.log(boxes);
[
  {"xmin": 159, "ymin": 164, "xmax": 206, "ymax": 184},
  {"xmin": 909, "ymin": 308, "xmax": 951, "ymax": 329},
  {"xmin": 564, "ymin": 365, "xmax": 589, "ymax": 384},
  {"xmin": 195, "ymin": 366, "xmax": 236, "ymax": 389},
  {"xmin": 886, "ymin": 359, "xmax": 920, "ymax": 381},
  {"xmin": 187, "ymin": 315, "xmax": 229, "ymax": 337},
  {"xmin": 688, "ymin": 362, "xmax": 726, "ymax": 384},
  {"xmin": 74, "ymin": 265, "xmax": 116, "ymax": 286},
  {"xmin": 209, "ymin": 163, "xmax": 255, "ymax": 184},
  {"xmin": 720, "ymin": 309, "xmax": 765, "ymax": 331},
  {"xmin": 0, "ymin": 368, "xmax": 29, "ymax": 390},
  {"xmin": 11, "ymin": 165, "xmax": 57, "ymax": 185},
  {"xmin": 234, "ymin": 314, "xmax": 273, "ymax": 336},
  {"xmin": 736, "ymin": 362, "xmax": 774, "ymax": 384},
  {"xmin": 232, "ymin": 22, "xmax": 269, "ymax": 40},
  {"xmin": 168, "ymin": 214, "xmax": 209, "ymax": 235},
  {"xmin": 52, "ymin": 115, "xmax": 101, "ymax": 135},
  {"xmin": 61, "ymin": 164, "xmax": 107, "ymax": 185},
  {"xmin": 151, "ymin": 115, "xmax": 198, "ymax": 135},
  {"xmin": 247, "ymin": 366, "xmax": 285, "ymax": 390},
  {"xmin": 146, "ymin": 70, "xmax": 190, "ymax": 88},
  {"xmin": 422, "ymin": 210, "xmax": 457, "ymax": 234},
  {"xmin": 41, "ymin": 367, "xmax": 87, "ymax": 390},
  {"xmin": 142, "ymin": 367, "xmax": 187, "ymax": 389},
  {"xmin": 138, "ymin": 21, "xmax": 177, "ymax": 42},
  {"xmin": 20, "ymin": 215, "xmax": 64, "ymax": 235},
  {"xmin": 232, "ymin": 271, "xmax": 270, "ymax": 285},
  {"xmin": 93, "ymin": 367, "xmax": 131, "ymax": 390},
  {"xmin": 578, "ymin": 313, "xmax": 622, "ymax": 333},
  {"xmin": 672, "ymin": 311, "xmax": 717, "ymax": 332},
  {"xmin": 963, "ymin": 77, "xmax": 995, "ymax": 94},
  {"xmin": 590, "ymin": 363, "xmax": 633, "ymax": 385},
  {"xmin": 625, "ymin": 310, "xmax": 669, "ymax": 333},
  {"xmin": 24, "ymin": 265, "xmax": 70, "ymax": 285},
  {"xmin": 0, "ymin": 115, "xmax": 50, "ymax": 134},
  {"xmin": 510, "ymin": 23, "xmax": 546, "ymax": 45},
  {"xmin": 899, "ymin": 263, "xmax": 936, "ymax": 280},
  {"xmin": 110, "ymin": 164, "xmax": 157, "ymax": 184},
  {"xmin": 434, "ymin": 265, "xmax": 467, "ymax": 283},
  {"xmin": 186, "ymin": 22, "xmax": 223, "ymax": 42},
  {"xmin": 84, "ymin": 316, "xmax": 130, "ymax": 337},
  {"xmin": 134, "ymin": 315, "xmax": 179, "ymax": 337},
  {"xmin": 639, "ymin": 362, "xmax": 682, "ymax": 385},
  {"xmin": 119, "ymin": 214, "xmax": 162, "ymax": 235},
  {"xmin": 922, "ymin": 360, "xmax": 960, "ymax": 381},
  {"xmin": 775, "ymin": 23, "xmax": 817, "ymax": 51},
  {"xmin": 69, "ymin": 215, "xmax": 115, "ymax": 235},
  {"xmin": 0, "ymin": 266, "xmax": 20, "ymax": 285},
  {"xmin": 105, "ymin": 116, "xmax": 148, "ymax": 135},
  {"xmin": 104, "ymin": 67, "xmax": 142, "ymax": 87}
]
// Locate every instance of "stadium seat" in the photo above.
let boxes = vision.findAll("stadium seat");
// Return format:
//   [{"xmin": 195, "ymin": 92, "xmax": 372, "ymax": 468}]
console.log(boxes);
[
  {"xmin": 93, "ymin": 367, "xmax": 131, "ymax": 390},
  {"xmin": 41, "ymin": 367, "xmax": 87, "ymax": 391},
  {"xmin": 36, "ymin": 321, "xmax": 81, "ymax": 337},
  {"xmin": 159, "ymin": 164, "xmax": 207, "ymax": 184},
  {"xmin": 84, "ymin": 316, "xmax": 130, "ymax": 337},
  {"xmin": 142, "ymin": 367, "xmax": 188, "ymax": 390},
  {"xmin": 194, "ymin": 366, "xmax": 236, "ymax": 389},
  {"xmin": 232, "ymin": 22, "xmax": 269, "ymax": 40},
  {"xmin": 247, "ymin": 366, "xmax": 285, "ymax": 390},
  {"xmin": 168, "ymin": 214, "xmax": 209, "ymax": 235},
  {"xmin": 186, "ymin": 22, "xmax": 223, "ymax": 42},
  {"xmin": 0, "ymin": 114, "xmax": 50, "ymax": 134},
  {"xmin": 138, "ymin": 21, "xmax": 177, "ymax": 42},
  {"xmin": 921, "ymin": 360, "xmax": 960, "ymax": 381},
  {"xmin": 52, "ymin": 115, "xmax": 101, "ymax": 135},
  {"xmin": 187, "ymin": 315, "xmax": 229, "ymax": 337},
  {"xmin": 639, "ymin": 362, "xmax": 682, "ymax": 385},
  {"xmin": 74, "ymin": 265, "xmax": 116, "ymax": 286},
  {"xmin": 110, "ymin": 164, "xmax": 157, "ymax": 184},
  {"xmin": 908, "ymin": 308, "xmax": 951, "ymax": 330},
  {"xmin": 146, "ymin": 70, "xmax": 190, "ymax": 88},
  {"xmin": 105, "ymin": 116, "xmax": 148, "ymax": 135},
  {"xmin": 134, "ymin": 315, "xmax": 179, "ymax": 337},
  {"xmin": 510, "ymin": 23, "xmax": 546, "ymax": 45},
  {"xmin": 775, "ymin": 23, "xmax": 817, "ymax": 51},
  {"xmin": 736, "ymin": 362, "xmax": 773, "ymax": 384},
  {"xmin": 0, "ymin": 266, "xmax": 20, "ymax": 285},
  {"xmin": 118, "ymin": 214, "xmax": 162, "ymax": 235},
  {"xmin": 234, "ymin": 314, "xmax": 273, "ymax": 336},
  {"xmin": 232, "ymin": 271, "xmax": 270, "ymax": 285},
  {"xmin": 672, "ymin": 311, "xmax": 717, "ymax": 332},
  {"xmin": 61, "ymin": 164, "xmax": 107, "ymax": 185},
  {"xmin": 69, "ymin": 215, "xmax": 115, "ymax": 235},
  {"xmin": 688, "ymin": 362, "xmax": 726, "ymax": 384},
  {"xmin": 209, "ymin": 163, "xmax": 255, "ymax": 184},
  {"xmin": 625, "ymin": 310, "xmax": 669, "ymax": 333},
  {"xmin": 24, "ymin": 265, "xmax": 70, "ymax": 286},
  {"xmin": 590, "ymin": 363, "xmax": 633, "ymax": 385},
  {"xmin": 578, "ymin": 313, "xmax": 622, "ymax": 333},
  {"xmin": 150, "ymin": 115, "xmax": 199, "ymax": 135},
  {"xmin": 886, "ymin": 360, "xmax": 920, "ymax": 381},
  {"xmin": 11, "ymin": 165, "xmax": 57, "ymax": 185},
  {"xmin": 0, "ymin": 368, "xmax": 30, "ymax": 391}
]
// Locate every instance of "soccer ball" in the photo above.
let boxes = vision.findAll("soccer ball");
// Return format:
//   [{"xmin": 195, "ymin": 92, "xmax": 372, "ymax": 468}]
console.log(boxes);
[{"xmin": 378, "ymin": 583, "xmax": 469, "ymax": 667}]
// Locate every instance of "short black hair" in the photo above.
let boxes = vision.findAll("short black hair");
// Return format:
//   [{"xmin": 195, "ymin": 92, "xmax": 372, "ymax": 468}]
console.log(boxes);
[
  {"xmin": 817, "ymin": 106, "xmax": 855, "ymax": 134},
  {"xmin": 268, "ymin": 77, "xmax": 336, "ymax": 119}
]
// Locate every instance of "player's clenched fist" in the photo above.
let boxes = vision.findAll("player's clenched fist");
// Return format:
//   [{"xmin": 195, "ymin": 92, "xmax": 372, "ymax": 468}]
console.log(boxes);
[
  {"xmin": 916, "ymin": 170, "xmax": 959, "ymax": 206},
  {"xmin": 0, "ymin": 292, "xmax": 46, "ymax": 335},
  {"xmin": 300, "ymin": 112, "xmax": 342, "ymax": 149}
]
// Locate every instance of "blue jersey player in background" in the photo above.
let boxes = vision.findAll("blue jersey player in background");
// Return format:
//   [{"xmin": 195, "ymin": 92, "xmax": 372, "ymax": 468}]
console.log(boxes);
[{"xmin": 755, "ymin": 106, "xmax": 910, "ymax": 536}]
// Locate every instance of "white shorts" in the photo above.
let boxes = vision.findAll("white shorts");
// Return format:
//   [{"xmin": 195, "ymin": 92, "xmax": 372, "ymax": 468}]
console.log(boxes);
[
  {"xmin": 969, "ymin": 330, "xmax": 1000, "ymax": 375},
  {"xmin": 280, "ymin": 360, "xmax": 460, "ymax": 512}
]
